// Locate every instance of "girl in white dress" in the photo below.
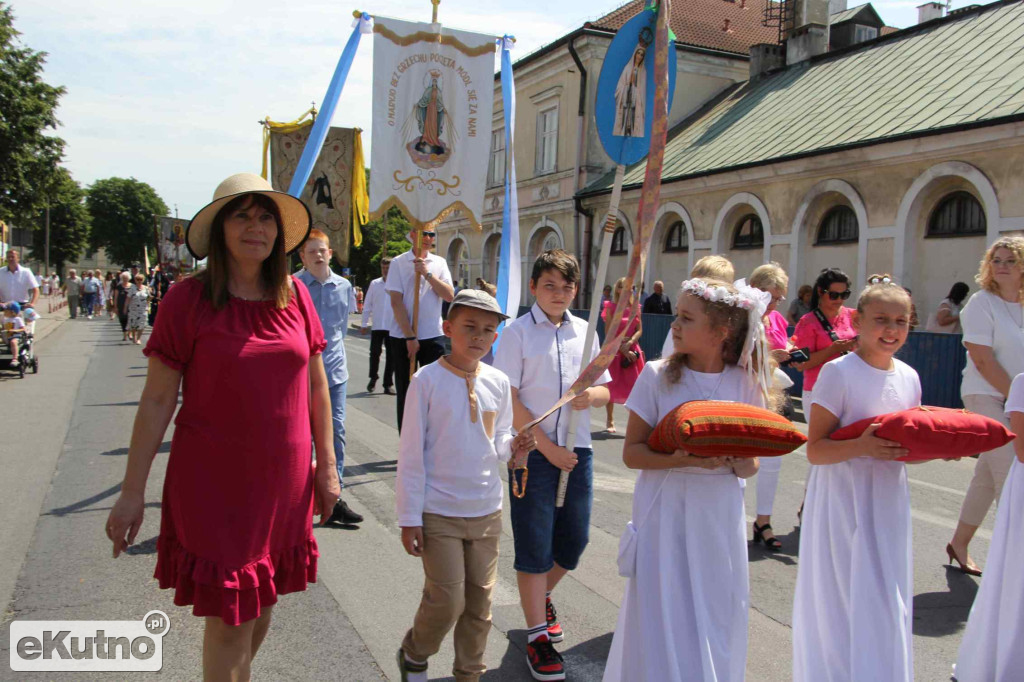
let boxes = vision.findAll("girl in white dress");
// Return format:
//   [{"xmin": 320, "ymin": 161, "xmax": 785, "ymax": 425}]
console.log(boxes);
[
  {"xmin": 793, "ymin": 278, "xmax": 922, "ymax": 682},
  {"xmin": 604, "ymin": 277, "xmax": 778, "ymax": 682},
  {"xmin": 954, "ymin": 371, "xmax": 1024, "ymax": 681}
]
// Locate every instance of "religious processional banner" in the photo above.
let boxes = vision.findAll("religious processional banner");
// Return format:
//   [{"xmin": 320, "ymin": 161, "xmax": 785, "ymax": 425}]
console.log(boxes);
[
  {"xmin": 155, "ymin": 217, "xmax": 193, "ymax": 271},
  {"xmin": 369, "ymin": 17, "xmax": 496, "ymax": 230},
  {"xmin": 270, "ymin": 125, "xmax": 356, "ymax": 265}
]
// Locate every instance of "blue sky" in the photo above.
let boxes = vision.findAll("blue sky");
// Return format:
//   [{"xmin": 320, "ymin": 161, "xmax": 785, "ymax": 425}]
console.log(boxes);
[{"xmin": 14, "ymin": 0, "xmax": 985, "ymax": 220}]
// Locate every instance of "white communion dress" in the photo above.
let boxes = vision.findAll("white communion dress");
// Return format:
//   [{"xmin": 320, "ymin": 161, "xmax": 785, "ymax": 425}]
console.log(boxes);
[
  {"xmin": 954, "ymin": 375, "xmax": 1024, "ymax": 682},
  {"xmin": 604, "ymin": 360, "xmax": 762, "ymax": 682},
  {"xmin": 792, "ymin": 353, "xmax": 922, "ymax": 682}
]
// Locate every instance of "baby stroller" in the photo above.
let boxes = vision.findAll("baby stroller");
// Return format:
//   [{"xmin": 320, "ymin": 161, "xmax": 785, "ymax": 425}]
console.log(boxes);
[{"xmin": 1, "ymin": 303, "xmax": 38, "ymax": 379}]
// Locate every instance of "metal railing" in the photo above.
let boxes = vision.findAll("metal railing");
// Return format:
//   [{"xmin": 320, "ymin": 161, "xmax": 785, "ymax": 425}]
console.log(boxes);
[{"xmin": 514, "ymin": 308, "xmax": 968, "ymax": 408}]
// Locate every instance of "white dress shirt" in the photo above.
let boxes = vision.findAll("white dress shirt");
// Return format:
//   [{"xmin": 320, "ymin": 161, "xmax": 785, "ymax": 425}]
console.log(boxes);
[
  {"xmin": 0, "ymin": 264, "xmax": 39, "ymax": 303},
  {"xmin": 384, "ymin": 250, "xmax": 452, "ymax": 339},
  {"xmin": 396, "ymin": 358, "xmax": 515, "ymax": 527},
  {"xmin": 362, "ymin": 276, "xmax": 392, "ymax": 330},
  {"xmin": 494, "ymin": 302, "xmax": 611, "ymax": 449}
]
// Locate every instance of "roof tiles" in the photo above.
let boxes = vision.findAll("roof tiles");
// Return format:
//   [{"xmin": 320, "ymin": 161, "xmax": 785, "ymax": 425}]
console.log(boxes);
[{"xmin": 587, "ymin": 0, "xmax": 780, "ymax": 55}]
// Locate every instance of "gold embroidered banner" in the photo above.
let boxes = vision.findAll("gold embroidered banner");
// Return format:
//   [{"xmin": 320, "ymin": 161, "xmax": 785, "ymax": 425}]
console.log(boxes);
[
  {"xmin": 269, "ymin": 125, "xmax": 355, "ymax": 265},
  {"xmin": 369, "ymin": 17, "xmax": 496, "ymax": 231}
]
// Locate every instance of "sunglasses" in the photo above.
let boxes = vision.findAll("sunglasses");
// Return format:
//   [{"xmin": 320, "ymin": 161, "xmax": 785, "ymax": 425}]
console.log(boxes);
[
  {"xmin": 821, "ymin": 289, "xmax": 852, "ymax": 301},
  {"xmin": 421, "ymin": 231, "xmax": 437, "ymax": 238},
  {"xmin": 868, "ymin": 275, "xmax": 893, "ymax": 285}
]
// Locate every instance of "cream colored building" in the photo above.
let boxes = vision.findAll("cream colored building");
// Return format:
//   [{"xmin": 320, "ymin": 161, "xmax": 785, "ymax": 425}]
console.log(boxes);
[
  {"xmin": 578, "ymin": 0, "xmax": 1024, "ymax": 322},
  {"xmin": 436, "ymin": 0, "xmax": 775, "ymax": 303}
]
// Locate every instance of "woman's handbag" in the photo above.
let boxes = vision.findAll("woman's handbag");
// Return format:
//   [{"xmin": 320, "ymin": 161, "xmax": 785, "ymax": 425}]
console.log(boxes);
[{"xmin": 616, "ymin": 474, "xmax": 668, "ymax": 578}]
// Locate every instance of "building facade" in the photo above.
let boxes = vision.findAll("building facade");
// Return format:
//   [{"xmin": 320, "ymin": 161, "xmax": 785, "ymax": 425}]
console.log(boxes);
[
  {"xmin": 579, "ymin": 0, "xmax": 1024, "ymax": 322},
  {"xmin": 436, "ymin": 0, "xmax": 773, "ymax": 303}
]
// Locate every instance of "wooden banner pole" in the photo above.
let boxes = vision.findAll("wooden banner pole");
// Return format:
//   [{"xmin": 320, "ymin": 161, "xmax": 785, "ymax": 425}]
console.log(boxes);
[
  {"xmin": 409, "ymin": 228, "xmax": 423, "ymax": 379},
  {"xmin": 555, "ymin": 164, "xmax": 624, "ymax": 507}
]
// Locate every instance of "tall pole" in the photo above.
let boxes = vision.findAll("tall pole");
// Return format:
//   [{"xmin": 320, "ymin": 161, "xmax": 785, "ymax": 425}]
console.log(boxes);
[
  {"xmin": 409, "ymin": 229, "xmax": 424, "ymax": 379},
  {"xmin": 44, "ymin": 205, "xmax": 50, "ymax": 276},
  {"xmin": 410, "ymin": 0, "xmax": 441, "ymax": 379}
]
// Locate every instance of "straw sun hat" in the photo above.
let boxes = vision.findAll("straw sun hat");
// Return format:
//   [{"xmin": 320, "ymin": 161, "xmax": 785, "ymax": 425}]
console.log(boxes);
[{"xmin": 185, "ymin": 173, "xmax": 312, "ymax": 260}]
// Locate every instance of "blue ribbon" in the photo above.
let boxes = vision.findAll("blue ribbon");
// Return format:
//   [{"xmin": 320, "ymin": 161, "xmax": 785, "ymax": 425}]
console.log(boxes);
[
  {"xmin": 495, "ymin": 35, "xmax": 521, "ymax": 341},
  {"xmin": 288, "ymin": 13, "xmax": 372, "ymax": 198}
]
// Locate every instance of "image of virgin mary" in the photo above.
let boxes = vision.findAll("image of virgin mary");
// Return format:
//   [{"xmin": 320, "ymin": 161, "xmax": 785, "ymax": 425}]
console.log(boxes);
[
  {"xmin": 403, "ymin": 70, "xmax": 456, "ymax": 169},
  {"xmin": 414, "ymin": 71, "xmax": 447, "ymax": 155},
  {"xmin": 613, "ymin": 46, "xmax": 646, "ymax": 138}
]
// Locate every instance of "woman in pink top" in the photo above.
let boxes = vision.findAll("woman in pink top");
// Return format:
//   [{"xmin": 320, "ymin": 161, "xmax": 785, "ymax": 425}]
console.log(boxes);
[
  {"xmin": 748, "ymin": 263, "xmax": 794, "ymax": 550},
  {"xmin": 792, "ymin": 267, "xmax": 857, "ymax": 406}
]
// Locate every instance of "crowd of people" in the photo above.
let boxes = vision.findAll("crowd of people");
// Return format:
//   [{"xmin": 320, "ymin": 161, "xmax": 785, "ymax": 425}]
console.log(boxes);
[
  {"xmin": 99, "ymin": 171, "xmax": 1024, "ymax": 682},
  {"xmin": 57, "ymin": 265, "xmax": 177, "ymax": 344}
]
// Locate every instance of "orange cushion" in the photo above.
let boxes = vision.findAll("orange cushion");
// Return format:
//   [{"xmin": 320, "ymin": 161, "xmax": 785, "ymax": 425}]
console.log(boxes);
[
  {"xmin": 647, "ymin": 400, "xmax": 807, "ymax": 458},
  {"xmin": 828, "ymin": 406, "xmax": 1015, "ymax": 462}
]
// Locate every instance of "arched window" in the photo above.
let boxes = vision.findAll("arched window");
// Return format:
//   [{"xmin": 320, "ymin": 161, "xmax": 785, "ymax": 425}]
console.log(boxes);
[
  {"xmin": 927, "ymin": 191, "xmax": 986, "ymax": 237},
  {"xmin": 447, "ymin": 239, "xmax": 470, "ymax": 287},
  {"xmin": 664, "ymin": 220, "xmax": 688, "ymax": 252},
  {"xmin": 611, "ymin": 225, "xmax": 628, "ymax": 255},
  {"xmin": 816, "ymin": 205, "xmax": 859, "ymax": 245},
  {"xmin": 483, "ymin": 233, "xmax": 501, "ymax": 282},
  {"xmin": 732, "ymin": 214, "xmax": 763, "ymax": 250}
]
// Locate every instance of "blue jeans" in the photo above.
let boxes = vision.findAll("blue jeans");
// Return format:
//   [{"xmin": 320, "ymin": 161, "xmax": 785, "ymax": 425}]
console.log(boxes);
[
  {"xmin": 329, "ymin": 381, "xmax": 347, "ymax": 488},
  {"xmin": 508, "ymin": 447, "xmax": 593, "ymax": 573}
]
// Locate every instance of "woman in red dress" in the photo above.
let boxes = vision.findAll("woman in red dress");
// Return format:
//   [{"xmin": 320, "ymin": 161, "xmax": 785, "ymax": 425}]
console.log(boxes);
[
  {"xmin": 105, "ymin": 173, "xmax": 341, "ymax": 680},
  {"xmin": 602, "ymin": 276, "xmax": 645, "ymax": 433}
]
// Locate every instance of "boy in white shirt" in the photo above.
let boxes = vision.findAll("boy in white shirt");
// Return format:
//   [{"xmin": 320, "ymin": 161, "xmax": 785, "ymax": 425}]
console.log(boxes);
[
  {"xmin": 396, "ymin": 289, "xmax": 534, "ymax": 682},
  {"xmin": 493, "ymin": 249, "xmax": 610, "ymax": 681}
]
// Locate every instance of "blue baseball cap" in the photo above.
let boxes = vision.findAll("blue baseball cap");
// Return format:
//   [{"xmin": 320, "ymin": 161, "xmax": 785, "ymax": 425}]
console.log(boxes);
[{"xmin": 5, "ymin": 302, "xmax": 21, "ymax": 314}]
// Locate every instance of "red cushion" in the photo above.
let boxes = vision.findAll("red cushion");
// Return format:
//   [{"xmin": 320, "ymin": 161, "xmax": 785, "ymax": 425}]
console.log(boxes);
[
  {"xmin": 647, "ymin": 400, "xmax": 807, "ymax": 458},
  {"xmin": 828, "ymin": 406, "xmax": 1015, "ymax": 461}
]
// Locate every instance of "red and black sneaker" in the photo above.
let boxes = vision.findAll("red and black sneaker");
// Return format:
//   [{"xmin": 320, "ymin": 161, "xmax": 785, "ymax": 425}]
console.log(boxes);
[
  {"xmin": 545, "ymin": 597, "xmax": 564, "ymax": 643},
  {"xmin": 526, "ymin": 634, "xmax": 566, "ymax": 681}
]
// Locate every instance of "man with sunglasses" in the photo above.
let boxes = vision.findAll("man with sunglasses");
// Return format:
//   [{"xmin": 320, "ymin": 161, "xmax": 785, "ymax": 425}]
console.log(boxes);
[
  {"xmin": 791, "ymin": 267, "xmax": 858, "ymax": 410},
  {"xmin": 386, "ymin": 228, "xmax": 455, "ymax": 432}
]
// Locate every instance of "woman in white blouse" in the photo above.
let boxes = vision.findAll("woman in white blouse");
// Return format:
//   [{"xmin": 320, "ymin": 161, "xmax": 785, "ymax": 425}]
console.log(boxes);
[
  {"xmin": 925, "ymin": 281, "xmax": 970, "ymax": 333},
  {"xmin": 947, "ymin": 236, "xmax": 1024, "ymax": 575}
]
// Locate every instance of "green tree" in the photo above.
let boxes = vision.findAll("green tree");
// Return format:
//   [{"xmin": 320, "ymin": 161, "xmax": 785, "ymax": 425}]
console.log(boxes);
[
  {"xmin": 348, "ymin": 206, "xmax": 411, "ymax": 289},
  {"xmin": 28, "ymin": 167, "xmax": 90, "ymax": 273},
  {"xmin": 86, "ymin": 177, "xmax": 168, "ymax": 268},
  {"xmin": 0, "ymin": 3, "xmax": 65, "ymax": 224}
]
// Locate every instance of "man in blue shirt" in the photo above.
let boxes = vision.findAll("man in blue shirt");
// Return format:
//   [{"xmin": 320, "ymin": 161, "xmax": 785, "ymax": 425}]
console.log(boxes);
[{"xmin": 297, "ymin": 229, "xmax": 363, "ymax": 526}]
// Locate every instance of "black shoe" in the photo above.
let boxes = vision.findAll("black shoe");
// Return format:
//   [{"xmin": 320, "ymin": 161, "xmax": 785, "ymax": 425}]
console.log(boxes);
[
  {"xmin": 396, "ymin": 648, "xmax": 427, "ymax": 682},
  {"xmin": 526, "ymin": 634, "xmax": 565, "ymax": 681},
  {"xmin": 367, "ymin": 380, "xmax": 376, "ymax": 392},
  {"xmin": 384, "ymin": 386, "xmax": 395, "ymax": 395},
  {"xmin": 326, "ymin": 499, "xmax": 363, "ymax": 525}
]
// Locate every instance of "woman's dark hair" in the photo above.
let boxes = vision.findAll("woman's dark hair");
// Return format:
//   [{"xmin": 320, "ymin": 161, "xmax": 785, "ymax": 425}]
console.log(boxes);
[
  {"xmin": 948, "ymin": 281, "xmax": 970, "ymax": 305},
  {"xmin": 193, "ymin": 193, "xmax": 291, "ymax": 310},
  {"xmin": 810, "ymin": 267, "xmax": 851, "ymax": 310}
]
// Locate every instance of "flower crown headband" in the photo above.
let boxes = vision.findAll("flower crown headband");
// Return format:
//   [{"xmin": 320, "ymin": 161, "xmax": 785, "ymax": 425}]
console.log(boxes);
[
  {"xmin": 679, "ymin": 278, "xmax": 760, "ymax": 311},
  {"xmin": 679, "ymin": 277, "xmax": 773, "ymax": 401}
]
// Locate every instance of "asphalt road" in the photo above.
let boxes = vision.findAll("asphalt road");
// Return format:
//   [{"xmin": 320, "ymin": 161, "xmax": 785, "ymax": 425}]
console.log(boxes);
[{"xmin": 0, "ymin": 313, "xmax": 997, "ymax": 681}]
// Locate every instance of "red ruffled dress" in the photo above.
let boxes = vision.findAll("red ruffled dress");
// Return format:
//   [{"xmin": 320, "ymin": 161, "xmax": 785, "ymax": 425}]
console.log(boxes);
[
  {"xmin": 602, "ymin": 300, "xmax": 646, "ymax": 404},
  {"xmin": 143, "ymin": 277, "xmax": 326, "ymax": 625}
]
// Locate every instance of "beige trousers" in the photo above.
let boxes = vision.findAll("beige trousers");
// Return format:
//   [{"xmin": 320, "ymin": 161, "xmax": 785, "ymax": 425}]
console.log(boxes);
[
  {"xmin": 959, "ymin": 394, "xmax": 1016, "ymax": 526},
  {"xmin": 402, "ymin": 510, "xmax": 502, "ymax": 682}
]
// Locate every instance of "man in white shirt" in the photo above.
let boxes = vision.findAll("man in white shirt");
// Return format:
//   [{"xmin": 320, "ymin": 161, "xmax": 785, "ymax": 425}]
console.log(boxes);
[
  {"xmin": 386, "ymin": 229, "xmax": 455, "ymax": 432},
  {"xmin": 361, "ymin": 257, "xmax": 394, "ymax": 394},
  {"xmin": 0, "ymin": 250, "xmax": 39, "ymax": 308}
]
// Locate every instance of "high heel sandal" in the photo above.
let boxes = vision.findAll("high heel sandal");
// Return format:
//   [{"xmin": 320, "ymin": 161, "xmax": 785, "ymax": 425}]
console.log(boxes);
[
  {"xmin": 946, "ymin": 543, "xmax": 982, "ymax": 576},
  {"xmin": 753, "ymin": 522, "xmax": 782, "ymax": 550}
]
